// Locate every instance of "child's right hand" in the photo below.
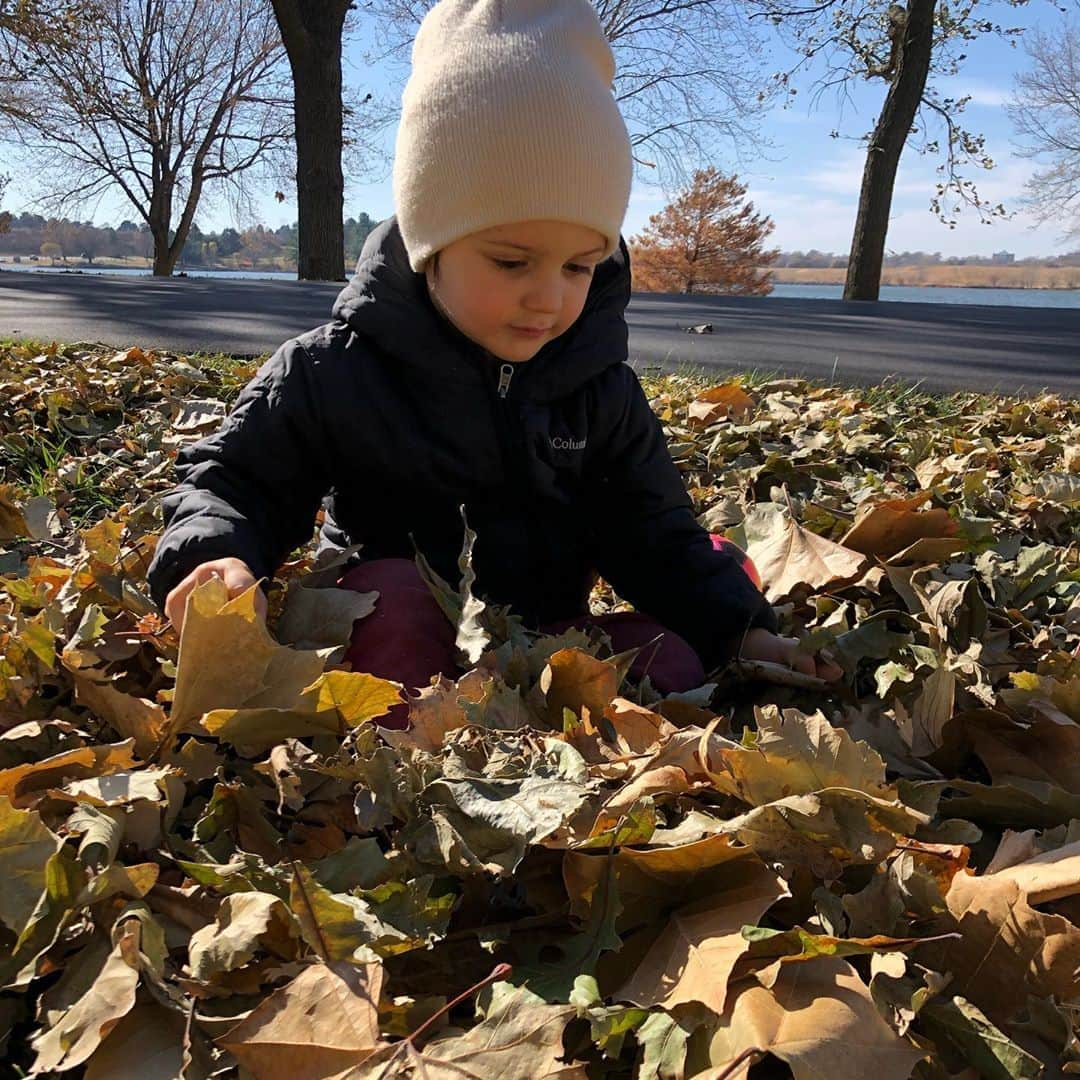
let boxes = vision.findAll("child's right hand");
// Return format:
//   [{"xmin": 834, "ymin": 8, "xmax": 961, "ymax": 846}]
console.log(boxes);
[{"xmin": 164, "ymin": 557, "xmax": 267, "ymax": 636}]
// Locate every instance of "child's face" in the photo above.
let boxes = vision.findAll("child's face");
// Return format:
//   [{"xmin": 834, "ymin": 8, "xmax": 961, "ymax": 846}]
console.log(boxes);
[{"xmin": 425, "ymin": 220, "xmax": 608, "ymax": 363}]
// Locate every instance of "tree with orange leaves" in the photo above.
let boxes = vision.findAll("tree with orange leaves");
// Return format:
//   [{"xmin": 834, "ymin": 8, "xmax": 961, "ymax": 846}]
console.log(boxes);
[{"xmin": 630, "ymin": 167, "xmax": 778, "ymax": 296}]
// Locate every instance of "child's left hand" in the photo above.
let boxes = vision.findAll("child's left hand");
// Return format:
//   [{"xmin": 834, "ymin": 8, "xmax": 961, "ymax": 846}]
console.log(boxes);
[{"xmin": 738, "ymin": 627, "xmax": 844, "ymax": 683}]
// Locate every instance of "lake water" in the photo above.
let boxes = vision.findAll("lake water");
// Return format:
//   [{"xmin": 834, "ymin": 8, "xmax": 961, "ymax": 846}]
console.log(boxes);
[
  {"xmin": 769, "ymin": 282, "xmax": 1080, "ymax": 309},
  {"xmin": 6, "ymin": 263, "xmax": 1080, "ymax": 309}
]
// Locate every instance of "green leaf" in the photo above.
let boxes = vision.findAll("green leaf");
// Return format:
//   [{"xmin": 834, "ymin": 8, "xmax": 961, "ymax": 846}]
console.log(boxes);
[
  {"xmin": 0, "ymin": 795, "xmax": 63, "ymax": 937},
  {"xmin": 920, "ymin": 996, "xmax": 1043, "ymax": 1079}
]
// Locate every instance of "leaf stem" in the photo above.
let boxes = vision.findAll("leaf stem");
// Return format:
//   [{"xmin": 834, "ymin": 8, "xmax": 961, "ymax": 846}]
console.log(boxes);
[
  {"xmin": 358, "ymin": 962, "xmax": 513, "ymax": 1069},
  {"xmin": 290, "ymin": 860, "xmax": 331, "ymax": 962},
  {"xmin": 404, "ymin": 962, "xmax": 512, "ymax": 1049},
  {"xmin": 713, "ymin": 1046, "xmax": 765, "ymax": 1080}
]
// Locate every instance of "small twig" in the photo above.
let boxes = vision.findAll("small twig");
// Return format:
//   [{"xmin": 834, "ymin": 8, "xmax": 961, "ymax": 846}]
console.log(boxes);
[
  {"xmin": 735, "ymin": 658, "xmax": 828, "ymax": 690},
  {"xmin": 361, "ymin": 962, "xmax": 512, "ymax": 1068},
  {"xmin": 714, "ymin": 1047, "xmax": 766, "ymax": 1080}
]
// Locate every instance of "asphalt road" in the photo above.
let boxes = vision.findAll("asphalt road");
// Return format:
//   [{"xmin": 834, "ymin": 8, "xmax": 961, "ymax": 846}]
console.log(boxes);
[{"xmin": 1, "ymin": 269, "xmax": 1077, "ymax": 395}]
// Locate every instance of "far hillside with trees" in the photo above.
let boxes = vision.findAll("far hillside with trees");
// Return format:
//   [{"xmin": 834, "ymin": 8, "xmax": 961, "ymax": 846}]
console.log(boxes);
[{"xmin": 0, "ymin": 213, "xmax": 379, "ymax": 272}]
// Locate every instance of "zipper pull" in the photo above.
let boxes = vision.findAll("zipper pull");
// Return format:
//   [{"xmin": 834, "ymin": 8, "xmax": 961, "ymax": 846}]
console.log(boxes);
[{"xmin": 497, "ymin": 363, "xmax": 514, "ymax": 399}]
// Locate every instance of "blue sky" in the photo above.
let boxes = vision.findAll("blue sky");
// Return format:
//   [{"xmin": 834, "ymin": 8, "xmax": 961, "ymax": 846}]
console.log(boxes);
[{"xmin": 4, "ymin": 3, "xmax": 1073, "ymax": 258}]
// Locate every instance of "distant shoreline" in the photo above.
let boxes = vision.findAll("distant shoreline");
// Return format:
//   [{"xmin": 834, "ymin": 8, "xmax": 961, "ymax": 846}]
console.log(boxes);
[{"xmin": 767, "ymin": 265, "xmax": 1080, "ymax": 291}]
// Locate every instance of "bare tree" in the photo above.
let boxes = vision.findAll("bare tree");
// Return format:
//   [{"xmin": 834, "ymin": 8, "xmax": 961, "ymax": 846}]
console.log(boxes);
[
  {"xmin": 271, "ymin": 0, "xmax": 350, "ymax": 281},
  {"xmin": 749, "ymin": 0, "xmax": 1029, "ymax": 301},
  {"xmin": 0, "ymin": 0, "xmax": 291, "ymax": 276},
  {"xmin": 1009, "ymin": 16, "xmax": 1080, "ymax": 241},
  {"xmin": 365, "ymin": 0, "xmax": 775, "ymax": 191}
]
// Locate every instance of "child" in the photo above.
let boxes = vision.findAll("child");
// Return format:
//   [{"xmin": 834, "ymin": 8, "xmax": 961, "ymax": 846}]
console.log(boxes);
[{"xmin": 146, "ymin": 0, "xmax": 841, "ymax": 724}]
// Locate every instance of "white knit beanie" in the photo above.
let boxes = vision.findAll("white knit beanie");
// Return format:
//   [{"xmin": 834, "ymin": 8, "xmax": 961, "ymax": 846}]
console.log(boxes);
[{"xmin": 392, "ymin": 0, "xmax": 633, "ymax": 274}]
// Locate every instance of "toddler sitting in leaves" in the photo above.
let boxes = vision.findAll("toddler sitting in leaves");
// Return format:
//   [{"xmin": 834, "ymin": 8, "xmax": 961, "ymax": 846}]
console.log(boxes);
[{"xmin": 146, "ymin": 0, "xmax": 841, "ymax": 725}]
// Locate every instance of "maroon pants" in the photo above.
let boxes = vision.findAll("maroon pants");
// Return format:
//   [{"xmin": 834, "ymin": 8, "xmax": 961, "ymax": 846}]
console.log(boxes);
[{"xmin": 336, "ymin": 536, "xmax": 760, "ymax": 730}]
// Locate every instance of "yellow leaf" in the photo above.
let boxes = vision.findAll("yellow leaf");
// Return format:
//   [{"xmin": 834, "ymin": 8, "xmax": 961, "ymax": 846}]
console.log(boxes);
[
  {"xmin": 169, "ymin": 578, "xmax": 330, "ymax": 734},
  {"xmin": 301, "ymin": 670, "xmax": 403, "ymax": 726}
]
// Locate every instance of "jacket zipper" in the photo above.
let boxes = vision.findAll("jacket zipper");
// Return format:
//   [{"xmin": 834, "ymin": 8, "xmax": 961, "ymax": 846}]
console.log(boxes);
[
  {"xmin": 483, "ymin": 354, "xmax": 540, "ymax": 605},
  {"xmin": 497, "ymin": 362, "xmax": 514, "ymax": 399}
]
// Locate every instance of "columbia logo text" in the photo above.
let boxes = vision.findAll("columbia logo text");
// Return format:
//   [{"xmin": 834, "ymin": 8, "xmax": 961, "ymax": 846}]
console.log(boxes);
[{"xmin": 551, "ymin": 437, "xmax": 587, "ymax": 451}]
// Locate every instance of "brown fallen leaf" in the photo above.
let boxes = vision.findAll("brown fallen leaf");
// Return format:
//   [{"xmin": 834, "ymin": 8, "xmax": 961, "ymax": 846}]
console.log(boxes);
[
  {"xmin": 841, "ymin": 492, "xmax": 959, "ymax": 560},
  {"xmin": 31, "ymin": 932, "xmax": 140, "ymax": 1072},
  {"xmin": 71, "ymin": 673, "xmax": 169, "ymax": 759},
  {"xmin": 188, "ymin": 891, "xmax": 300, "ymax": 981},
  {"xmin": 688, "ymin": 384, "xmax": 756, "ymax": 426},
  {"xmin": 983, "ymin": 838, "xmax": 1080, "ymax": 904},
  {"xmin": 701, "ymin": 705, "xmax": 895, "ymax": 805},
  {"xmin": 0, "ymin": 741, "xmax": 138, "ymax": 807},
  {"xmin": 219, "ymin": 960, "xmax": 385, "ymax": 1078},
  {"xmin": 747, "ymin": 515, "xmax": 867, "ymax": 603},
  {"xmin": 615, "ymin": 857, "xmax": 788, "ymax": 1015},
  {"xmin": 700, "ymin": 956, "xmax": 926, "ymax": 1079},
  {"xmin": 82, "ymin": 1003, "xmax": 190, "ymax": 1079},
  {"xmin": 0, "ymin": 482, "xmax": 32, "ymax": 540},
  {"xmin": 937, "ymin": 867, "xmax": 1080, "ymax": 1026},
  {"xmin": 540, "ymin": 648, "xmax": 622, "ymax": 724},
  {"xmin": 343, "ymin": 983, "xmax": 584, "ymax": 1079},
  {"xmin": 168, "ymin": 577, "xmax": 333, "ymax": 735}
]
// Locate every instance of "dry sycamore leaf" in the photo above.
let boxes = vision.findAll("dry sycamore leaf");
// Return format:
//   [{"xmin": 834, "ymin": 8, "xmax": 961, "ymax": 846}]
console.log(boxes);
[
  {"xmin": 188, "ymin": 891, "xmax": 300, "ymax": 981},
  {"xmin": 0, "ymin": 796, "xmax": 63, "ymax": 938},
  {"xmin": 0, "ymin": 741, "xmax": 137, "ymax": 807},
  {"xmin": 387, "ymin": 672, "xmax": 481, "ymax": 753},
  {"xmin": 31, "ymin": 935, "xmax": 140, "ymax": 1072},
  {"xmin": 984, "ymin": 839, "xmax": 1080, "ymax": 903},
  {"xmin": 702, "ymin": 705, "xmax": 894, "ymax": 805},
  {"xmin": 939, "ymin": 868, "xmax": 1080, "ymax": 1025},
  {"xmin": 565, "ymin": 833, "xmax": 761, "ymax": 927},
  {"xmin": 541, "ymin": 648, "xmax": 621, "ymax": 723},
  {"xmin": 747, "ymin": 515, "xmax": 867, "ymax": 602},
  {"xmin": 0, "ymin": 482, "xmax": 32, "ymax": 540},
  {"xmin": 615, "ymin": 857, "xmax": 788, "ymax": 1015},
  {"xmin": 169, "ymin": 578, "xmax": 332, "ymax": 732},
  {"xmin": 688, "ymin": 384, "xmax": 756, "ymax": 427},
  {"xmin": 302, "ymin": 670, "xmax": 404, "ymax": 725},
  {"xmin": 721, "ymin": 788, "xmax": 929, "ymax": 879},
  {"xmin": 82, "ymin": 1003, "xmax": 191, "ymax": 1080},
  {"xmin": 969, "ymin": 711, "xmax": 1080, "ymax": 794},
  {"xmin": 219, "ymin": 960, "xmax": 385, "ymax": 1079},
  {"xmin": 71, "ymin": 673, "xmax": 169, "ymax": 759},
  {"xmin": 700, "ymin": 956, "xmax": 926, "ymax": 1080},
  {"xmin": 347, "ymin": 984, "xmax": 584, "ymax": 1079},
  {"xmin": 276, "ymin": 580, "xmax": 378, "ymax": 653},
  {"xmin": 841, "ymin": 492, "xmax": 959, "ymax": 560}
]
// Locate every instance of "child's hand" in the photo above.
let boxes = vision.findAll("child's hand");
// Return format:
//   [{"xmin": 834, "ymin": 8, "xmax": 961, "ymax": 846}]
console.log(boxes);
[
  {"xmin": 738, "ymin": 627, "xmax": 844, "ymax": 683},
  {"xmin": 164, "ymin": 557, "xmax": 266, "ymax": 637}
]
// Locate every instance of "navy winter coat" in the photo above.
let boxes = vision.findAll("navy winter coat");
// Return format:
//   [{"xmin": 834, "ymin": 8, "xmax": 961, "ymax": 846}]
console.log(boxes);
[{"xmin": 145, "ymin": 217, "xmax": 778, "ymax": 670}]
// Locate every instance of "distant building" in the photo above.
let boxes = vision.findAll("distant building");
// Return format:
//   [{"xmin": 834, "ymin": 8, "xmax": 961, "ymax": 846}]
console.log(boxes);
[{"xmin": 992, "ymin": 250, "xmax": 1015, "ymax": 265}]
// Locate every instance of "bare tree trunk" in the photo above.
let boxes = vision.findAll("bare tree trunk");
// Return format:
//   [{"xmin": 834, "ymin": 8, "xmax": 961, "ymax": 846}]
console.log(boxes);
[
  {"xmin": 271, "ymin": 0, "xmax": 351, "ymax": 282},
  {"xmin": 844, "ymin": 0, "xmax": 936, "ymax": 301}
]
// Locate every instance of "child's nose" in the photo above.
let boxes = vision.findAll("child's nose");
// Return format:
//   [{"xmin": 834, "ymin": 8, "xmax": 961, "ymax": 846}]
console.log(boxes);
[{"xmin": 524, "ymin": 275, "xmax": 563, "ymax": 313}]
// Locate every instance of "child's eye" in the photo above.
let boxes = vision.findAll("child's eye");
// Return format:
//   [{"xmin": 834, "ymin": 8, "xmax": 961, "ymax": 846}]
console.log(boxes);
[{"xmin": 491, "ymin": 257, "xmax": 593, "ymax": 276}]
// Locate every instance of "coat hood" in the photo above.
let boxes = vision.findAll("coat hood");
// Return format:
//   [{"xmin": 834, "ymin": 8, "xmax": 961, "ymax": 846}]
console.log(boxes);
[{"xmin": 330, "ymin": 215, "xmax": 632, "ymax": 403}]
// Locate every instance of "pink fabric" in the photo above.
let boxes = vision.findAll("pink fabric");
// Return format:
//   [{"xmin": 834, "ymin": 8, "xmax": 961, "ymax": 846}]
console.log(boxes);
[{"xmin": 336, "ymin": 558, "xmax": 706, "ymax": 729}]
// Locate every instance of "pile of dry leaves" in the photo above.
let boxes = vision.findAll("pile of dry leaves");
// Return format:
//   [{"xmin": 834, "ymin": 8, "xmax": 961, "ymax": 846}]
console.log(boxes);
[{"xmin": 1, "ymin": 341, "xmax": 1078, "ymax": 1078}]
